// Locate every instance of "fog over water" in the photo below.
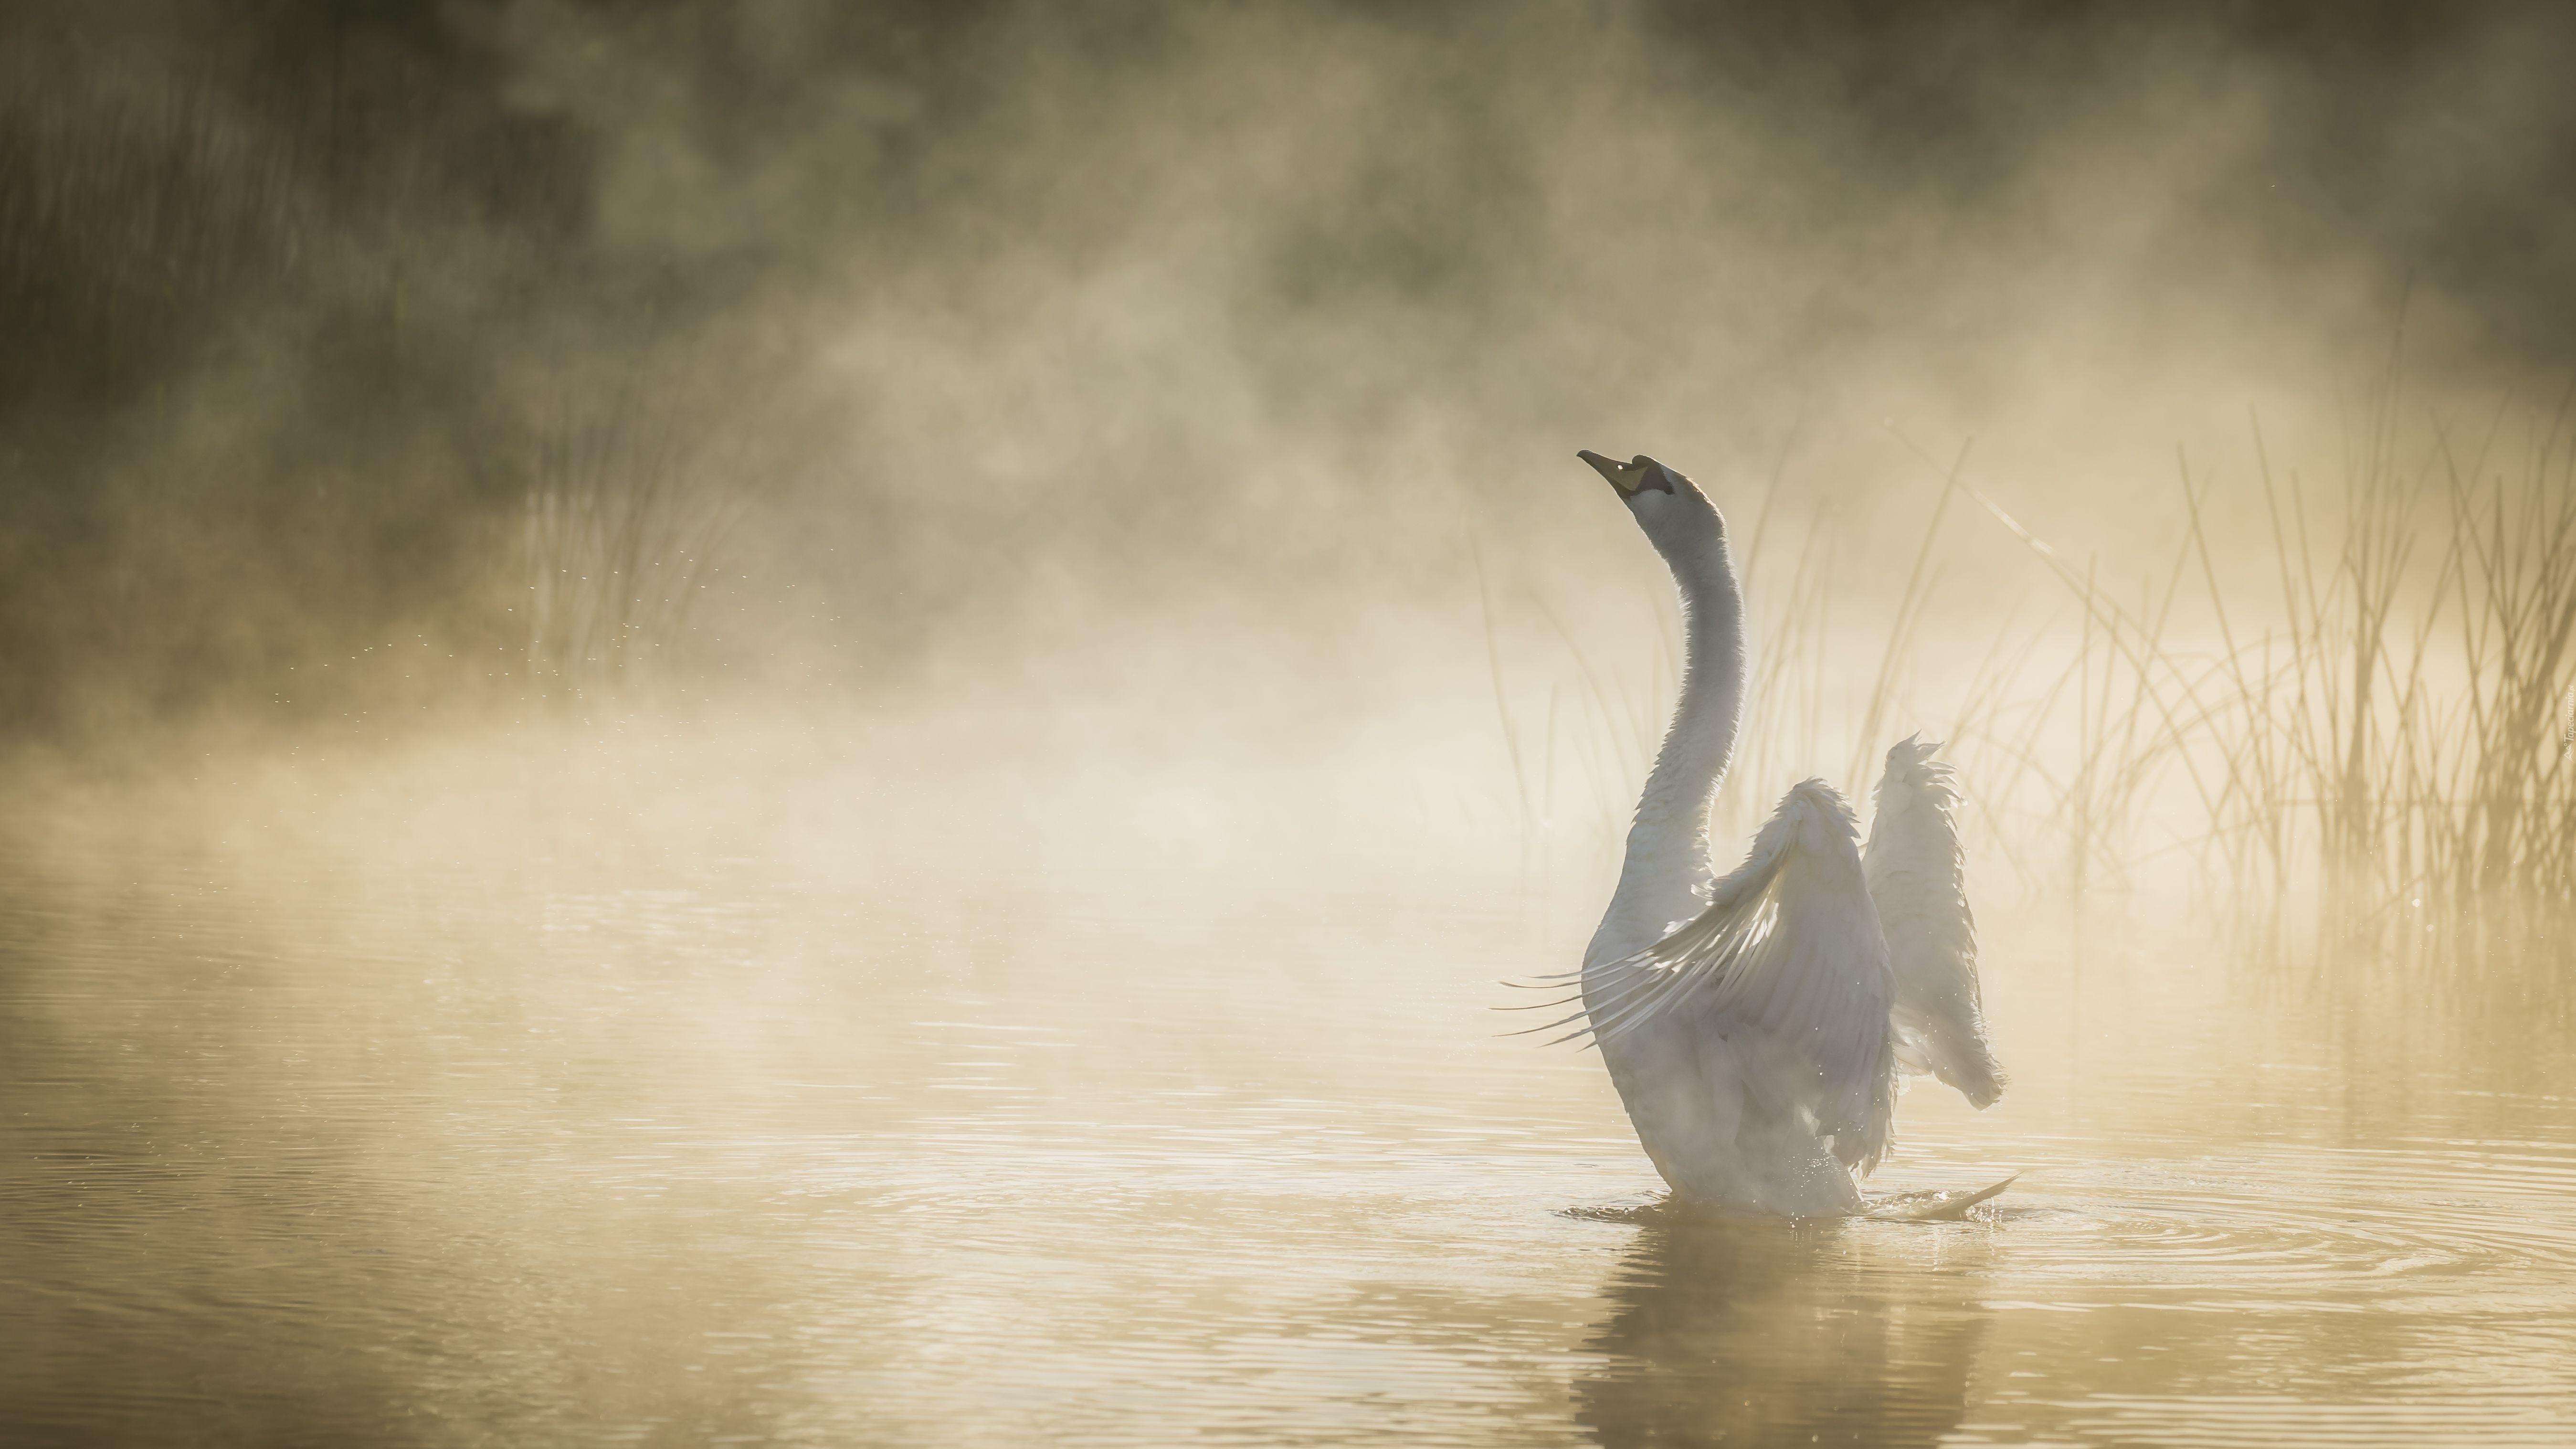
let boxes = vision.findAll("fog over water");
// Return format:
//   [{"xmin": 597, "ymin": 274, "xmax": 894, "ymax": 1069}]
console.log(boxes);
[{"xmin": 6, "ymin": 3, "xmax": 2576, "ymax": 1445}]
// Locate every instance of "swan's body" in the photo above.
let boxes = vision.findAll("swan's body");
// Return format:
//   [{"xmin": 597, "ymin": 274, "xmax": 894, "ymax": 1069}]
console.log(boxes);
[{"xmin": 1553, "ymin": 449, "xmax": 2005, "ymax": 1217}]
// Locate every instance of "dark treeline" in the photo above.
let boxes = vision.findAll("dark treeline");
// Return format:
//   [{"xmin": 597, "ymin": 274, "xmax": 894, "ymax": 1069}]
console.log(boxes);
[
  {"xmin": 1, "ymin": 1, "xmax": 575, "ymax": 732},
  {"xmin": 0, "ymin": 0, "xmax": 971, "ymax": 737}
]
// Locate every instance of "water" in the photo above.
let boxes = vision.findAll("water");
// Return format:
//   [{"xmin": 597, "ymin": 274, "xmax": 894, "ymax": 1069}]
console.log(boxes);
[{"xmin": 5, "ymin": 737, "xmax": 2574, "ymax": 1446}]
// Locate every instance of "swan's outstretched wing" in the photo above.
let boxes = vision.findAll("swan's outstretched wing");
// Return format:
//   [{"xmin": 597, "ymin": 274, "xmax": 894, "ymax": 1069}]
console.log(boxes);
[
  {"xmin": 1863, "ymin": 736, "xmax": 2006, "ymax": 1109},
  {"xmin": 1573, "ymin": 780, "xmax": 1897, "ymax": 1173}
]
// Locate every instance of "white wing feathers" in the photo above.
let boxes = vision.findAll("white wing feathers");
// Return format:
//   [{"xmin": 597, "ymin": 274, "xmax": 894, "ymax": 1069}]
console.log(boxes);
[
  {"xmin": 1864, "ymin": 736, "xmax": 2006, "ymax": 1109},
  {"xmin": 1508, "ymin": 746, "xmax": 1997, "ymax": 1176},
  {"xmin": 1573, "ymin": 780, "xmax": 1897, "ymax": 1173}
]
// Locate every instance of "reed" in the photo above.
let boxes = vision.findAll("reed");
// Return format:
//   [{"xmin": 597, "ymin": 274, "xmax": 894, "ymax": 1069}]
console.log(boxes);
[{"xmin": 519, "ymin": 379, "xmax": 762, "ymax": 700}]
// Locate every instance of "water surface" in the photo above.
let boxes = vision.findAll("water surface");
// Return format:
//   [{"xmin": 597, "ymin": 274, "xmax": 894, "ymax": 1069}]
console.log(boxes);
[{"xmin": 4, "ymin": 742, "xmax": 2572, "ymax": 1446}]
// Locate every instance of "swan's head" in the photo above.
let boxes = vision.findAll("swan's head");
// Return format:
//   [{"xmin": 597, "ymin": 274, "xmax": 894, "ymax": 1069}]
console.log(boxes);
[{"xmin": 1578, "ymin": 449, "xmax": 1722, "ymax": 558}]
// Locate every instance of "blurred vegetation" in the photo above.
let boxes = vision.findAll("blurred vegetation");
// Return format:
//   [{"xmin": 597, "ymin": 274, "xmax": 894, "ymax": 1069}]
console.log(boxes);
[
  {"xmin": 0, "ymin": 2, "xmax": 584, "ymax": 733},
  {"xmin": 0, "ymin": 1, "xmax": 926, "ymax": 735}
]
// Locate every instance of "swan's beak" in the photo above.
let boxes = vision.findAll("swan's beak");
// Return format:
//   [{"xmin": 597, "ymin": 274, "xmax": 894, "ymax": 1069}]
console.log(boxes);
[
  {"xmin": 1579, "ymin": 449, "xmax": 1675, "ymax": 498},
  {"xmin": 1578, "ymin": 450, "xmax": 1632, "ymax": 495}
]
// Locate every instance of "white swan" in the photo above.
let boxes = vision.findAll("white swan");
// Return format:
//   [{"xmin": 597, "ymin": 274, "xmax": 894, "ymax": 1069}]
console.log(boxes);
[{"xmin": 1528, "ymin": 450, "xmax": 2005, "ymax": 1217}]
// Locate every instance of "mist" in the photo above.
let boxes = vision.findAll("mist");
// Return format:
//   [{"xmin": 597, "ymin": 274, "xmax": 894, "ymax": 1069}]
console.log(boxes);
[
  {"xmin": 8, "ymin": 3, "xmax": 2576, "ymax": 1445},
  {"xmin": 7, "ymin": 1, "xmax": 2571, "ymax": 741}
]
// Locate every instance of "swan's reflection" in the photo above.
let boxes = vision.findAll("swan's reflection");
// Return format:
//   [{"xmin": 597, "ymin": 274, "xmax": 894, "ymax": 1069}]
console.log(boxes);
[{"xmin": 1574, "ymin": 1211, "xmax": 1991, "ymax": 1448}]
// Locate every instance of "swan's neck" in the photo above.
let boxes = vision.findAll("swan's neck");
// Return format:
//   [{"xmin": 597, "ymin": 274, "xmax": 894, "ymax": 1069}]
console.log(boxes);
[{"xmin": 1593, "ymin": 533, "xmax": 1744, "ymax": 961}]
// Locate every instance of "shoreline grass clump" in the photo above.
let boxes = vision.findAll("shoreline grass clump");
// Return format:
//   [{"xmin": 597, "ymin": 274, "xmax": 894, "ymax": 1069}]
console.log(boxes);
[
  {"xmin": 520, "ymin": 380, "xmax": 763, "ymax": 701},
  {"xmin": 1930, "ymin": 380, "xmax": 2576, "ymax": 996}
]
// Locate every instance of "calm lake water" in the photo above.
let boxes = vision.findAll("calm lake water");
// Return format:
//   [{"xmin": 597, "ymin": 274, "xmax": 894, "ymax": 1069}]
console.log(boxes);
[{"xmin": 5, "ymin": 734, "xmax": 2574, "ymax": 1446}]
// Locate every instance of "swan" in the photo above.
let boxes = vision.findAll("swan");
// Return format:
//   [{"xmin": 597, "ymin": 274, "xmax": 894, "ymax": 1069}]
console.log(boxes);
[{"xmin": 1525, "ymin": 450, "xmax": 2006, "ymax": 1217}]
